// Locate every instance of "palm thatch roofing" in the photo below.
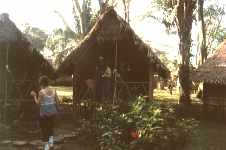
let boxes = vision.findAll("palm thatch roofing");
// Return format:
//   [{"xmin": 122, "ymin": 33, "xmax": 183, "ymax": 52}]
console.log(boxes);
[
  {"xmin": 57, "ymin": 8, "xmax": 170, "ymax": 80},
  {"xmin": 192, "ymin": 40, "xmax": 226, "ymax": 84},
  {"xmin": 0, "ymin": 13, "xmax": 55, "ymax": 98},
  {"xmin": 0, "ymin": 13, "xmax": 22, "ymax": 42},
  {"xmin": 0, "ymin": 13, "xmax": 55, "ymax": 78}
]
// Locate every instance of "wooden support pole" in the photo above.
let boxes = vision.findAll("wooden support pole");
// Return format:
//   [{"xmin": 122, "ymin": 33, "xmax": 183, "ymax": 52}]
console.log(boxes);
[
  {"xmin": 149, "ymin": 63, "xmax": 154, "ymax": 101},
  {"xmin": 113, "ymin": 39, "xmax": 118, "ymax": 104},
  {"xmin": 72, "ymin": 71, "xmax": 76, "ymax": 113},
  {"xmin": 3, "ymin": 43, "xmax": 9, "ymax": 122},
  {"xmin": 72, "ymin": 65, "xmax": 81, "ymax": 119}
]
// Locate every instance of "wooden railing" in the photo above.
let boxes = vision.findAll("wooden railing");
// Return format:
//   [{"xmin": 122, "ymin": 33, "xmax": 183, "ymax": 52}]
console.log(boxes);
[
  {"xmin": 116, "ymin": 81, "xmax": 149, "ymax": 100},
  {"xmin": 204, "ymin": 97, "xmax": 226, "ymax": 120}
]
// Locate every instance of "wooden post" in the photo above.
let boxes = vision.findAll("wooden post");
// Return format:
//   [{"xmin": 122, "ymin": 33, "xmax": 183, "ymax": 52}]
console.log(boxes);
[
  {"xmin": 72, "ymin": 64, "xmax": 80, "ymax": 118},
  {"xmin": 113, "ymin": 39, "xmax": 118, "ymax": 104},
  {"xmin": 72, "ymin": 72, "xmax": 76, "ymax": 113},
  {"xmin": 0, "ymin": 44, "xmax": 4, "ymax": 121},
  {"xmin": 149, "ymin": 63, "xmax": 154, "ymax": 101},
  {"xmin": 3, "ymin": 43, "xmax": 9, "ymax": 122}
]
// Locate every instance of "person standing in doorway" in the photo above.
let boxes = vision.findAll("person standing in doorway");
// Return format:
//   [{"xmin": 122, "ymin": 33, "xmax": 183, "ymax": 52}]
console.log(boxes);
[
  {"xmin": 102, "ymin": 64, "xmax": 112, "ymax": 101},
  {"xmin": 30, "ymin": 76, "xmax": 59, "ymax": 150},
  {"xmin": 95, "ymin": 56, "xmax": 106, "ymax": 101}
]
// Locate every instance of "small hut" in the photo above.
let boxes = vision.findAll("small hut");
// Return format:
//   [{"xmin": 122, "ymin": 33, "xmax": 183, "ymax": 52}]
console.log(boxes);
[
  {"xmin": 57, "ymin": 8, "xmax": 170, "ymax": 103},
  {"xmin": 192, "ymin": 40, "xmax": 226, "ymax": 114},
  {"xmin": 0, "ymin": 13, "xmax": 55, "ymax": 122}
]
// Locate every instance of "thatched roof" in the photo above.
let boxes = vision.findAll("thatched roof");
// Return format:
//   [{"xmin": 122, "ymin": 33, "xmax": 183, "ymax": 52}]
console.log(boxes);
[
  {"xmin": 30, "ymin": 49, "xmax": 56, "ymax": 79},
  {"xmin": 0, "ymin": 13, "xmax": 22, "ymax": 42},
  {"xmin": 57, "ymin": 8, "xmax": 170, "ymax": 80},
  {"xmin": 0, "ymin": 13, "xmax": 55, "ymax": 79},
  {"xmin": 192, "ymin": 40, "xmax": 226, "ymax": 84}
]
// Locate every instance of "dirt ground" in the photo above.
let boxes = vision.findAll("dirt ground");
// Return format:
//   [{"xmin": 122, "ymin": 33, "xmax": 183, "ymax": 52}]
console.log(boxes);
[
  {"xmin": 1, "ymin": 89, "xmax": 226, "ymax": 150},
  {"xmin": 1, "ymin": 119, "xmax": 226, "ymax": 150},
  {"xmin": 0, "ymin": 118, "xmax": 94, "ymax": 150},
  {"xmin": 182, "ymin": 120, "xmax": 226, "ymax": 150}
]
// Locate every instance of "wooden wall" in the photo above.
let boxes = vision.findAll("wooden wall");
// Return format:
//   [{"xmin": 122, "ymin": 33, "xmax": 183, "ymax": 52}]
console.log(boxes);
[
  {"xmin": 203, "ymin": 82, "xmax": 226, "ymax": 98},
  {"xmin": 0, "ymin": 43, "xmax": 7, "ymax": 100}
]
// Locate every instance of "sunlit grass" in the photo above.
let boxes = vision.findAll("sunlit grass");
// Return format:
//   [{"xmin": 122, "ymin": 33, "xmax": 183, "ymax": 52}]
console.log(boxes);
[
  {"xmin": 50, "ymin": 86, "xmax": 73, "ymax": 99},
  {"xmin": 51, "ymin": 86, "xmax": 199, "ymax": 104},
  {"xmin": 154, "ymin": 88, "xmax": 179, "ymax": 103},
  {"xmin": 154, "ymin": 88, "xmax": 200, "ymax": 104}
]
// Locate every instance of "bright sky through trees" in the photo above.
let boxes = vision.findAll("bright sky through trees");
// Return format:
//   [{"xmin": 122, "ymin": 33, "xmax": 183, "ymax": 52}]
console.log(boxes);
[{"xmin": 0, "ymin": 0, "xmax": 225, "ymax": 60}]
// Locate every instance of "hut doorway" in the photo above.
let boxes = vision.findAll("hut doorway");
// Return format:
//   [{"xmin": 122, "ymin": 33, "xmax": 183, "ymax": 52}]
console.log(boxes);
[{"xmin": 75, "ymin": 38, "xmax": 149, "ymax": 104}]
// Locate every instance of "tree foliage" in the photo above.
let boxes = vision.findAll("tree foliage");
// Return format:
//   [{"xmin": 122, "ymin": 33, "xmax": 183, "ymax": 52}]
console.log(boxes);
[
  {"xmin": 155, "ymin": 50, "xmax": 178, "ymax": 72},
  {"xmin": 204, "ymin": 3, "xmax": 226, "ymax": 54},
  {"xmin": 44, "ymin": 0, "xmax": 99, "ymax": 68},
  {"xmin": 45, "ymin": 28, "xmax": 76, "ymax": 68},
  {"xmin": 72, "ymin": 0, "xmax": 98, "ymax": 36},
  {"xmin": 22, "ymin": 24, "xmax": 48, "ymax": 52},
  {"xmin": 152, "ymin": 0, "xmax": 178, "ymax": 30}
]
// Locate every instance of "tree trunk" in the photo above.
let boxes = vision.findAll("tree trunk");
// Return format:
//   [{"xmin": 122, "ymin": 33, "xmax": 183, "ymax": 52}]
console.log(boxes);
[
  {"xmin": 98, "ymin": 0, "xmax": 104, "ymax": 10},
  {"xmin": 148, "ymin": 63, "xmax": 154, "ymax": 101},
  {"xmin": 196, "ymin": 0, "xmax": 207, "ymax": 66},
  {"xmin": 127, "ymin": 1, "xmax": 130, "ymax": 23},
  {"xmin": 98, "ymin": 0, "xmax": 110, "ymax": 13},
  {"xmin": 72, "ymin": 0, "xmax": 84, "ymax": 35},
  {"xmin": 82, "ymin": 0, "xmax": 87, "ymax": 34},
  {"xmin": 178, "ymin": 65, "xmax": 191, "ymax": 104},
  {"xmin": 72, "ymin": 72, "xmax": 76, "ymax": 113},
  {"xmin": 122, "ymin": 0, "xmax": 131, "ymax": 23},
  {"xmin": 122, "ymin": 0, "xmax": 127, "ymax": 21},
  {"xmin": 177, "ymin": 0, "xmax": 195, "ymax": 105}
]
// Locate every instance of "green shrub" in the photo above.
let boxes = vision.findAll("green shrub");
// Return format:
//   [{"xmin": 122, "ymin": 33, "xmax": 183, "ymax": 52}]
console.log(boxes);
[
  {"xmin": 124, "ymin": 97, "xmax": 198, "ymax": 150},
  {"xmin": 77, "ymin": 97, "xmax": 198, "ymax": 150}
]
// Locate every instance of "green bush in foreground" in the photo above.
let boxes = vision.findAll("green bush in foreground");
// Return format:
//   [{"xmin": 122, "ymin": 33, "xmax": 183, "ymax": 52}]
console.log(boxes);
[{"xmin": 77, "ymin": 97, "xmax": 198, "ymax": 150}]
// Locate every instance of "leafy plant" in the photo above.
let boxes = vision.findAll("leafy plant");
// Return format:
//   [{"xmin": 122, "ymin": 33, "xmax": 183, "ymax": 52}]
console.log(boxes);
[{"xmin": 76, "ymin": 97, "xmax": 198, "ymax": 150}]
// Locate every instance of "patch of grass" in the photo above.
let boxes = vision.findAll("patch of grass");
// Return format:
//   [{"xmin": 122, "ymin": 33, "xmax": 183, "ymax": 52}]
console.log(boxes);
[
  {"xmin": 154, "ymin": 89, "xmax": 179, "ymax": 103},
  {"xmin": 51, "ymin": 86, "xmax": 200, "ymax": 105},
  {"xmin": 154, "ymin": 89, "xmax": 200, "ymax": 104},
  {"xmin": 50, "ymin": 86, "xmax": 73, "ymax": 99}
]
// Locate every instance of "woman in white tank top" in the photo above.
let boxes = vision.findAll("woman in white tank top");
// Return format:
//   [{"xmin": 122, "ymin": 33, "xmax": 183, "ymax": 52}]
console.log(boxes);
[{"xmin": 31, "ymin": 75, "xmax": 59, "ymax": 150}]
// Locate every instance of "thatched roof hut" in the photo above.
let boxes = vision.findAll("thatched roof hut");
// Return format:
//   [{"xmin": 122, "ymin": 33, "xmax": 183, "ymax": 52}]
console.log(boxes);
[
  {"xmin": 56, "ymin": 8, "xmax": 169, "ymax": 101},
  {"xmin": 0, "ymin": 13, "xmax": 56, "ymax": 122},
  {"xmin": 192, "ymin": 40, "xmax": 226, "ymax": 111},
  {"xmin": 0, "ymin": 13, "xmax": 55, "ymax": 100},
  {"xmin": 193, "ymin": 40, "xmax": 226, "ymax": 84},
  {"xmin": 57, "ymin": 8, "xmax": 170, "ymax": 80}
]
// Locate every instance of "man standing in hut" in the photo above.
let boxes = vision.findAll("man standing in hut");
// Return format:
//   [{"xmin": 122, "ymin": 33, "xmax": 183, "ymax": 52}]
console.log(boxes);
[
  {"xmin": 102, "ymin": 63, "xmax": 112, "ymax": 101},
  {"xmin": 95, "ymin": 56, "xmax": 106, "ymax": 101},
  {"xmin": 95, "ymin": 56, "xmax": 112, "ymax": 101}
]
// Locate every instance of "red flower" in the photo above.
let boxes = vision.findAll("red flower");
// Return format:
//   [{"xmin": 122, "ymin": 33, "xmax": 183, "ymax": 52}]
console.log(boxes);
[{"xmin": 131, "ymin": 131, "xmax": 139, "ymax": 139}]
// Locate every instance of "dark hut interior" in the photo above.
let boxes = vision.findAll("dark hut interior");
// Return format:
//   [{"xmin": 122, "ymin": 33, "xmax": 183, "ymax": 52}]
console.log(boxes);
[{"xmin": 75, "ymin": 37, "xmax": 150, "ymax": 82}]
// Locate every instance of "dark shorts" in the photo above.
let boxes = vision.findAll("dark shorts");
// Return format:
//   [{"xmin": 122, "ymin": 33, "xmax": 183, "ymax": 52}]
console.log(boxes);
[{"xmin": 39, "ymin": 115, "xmax": 55, "ymax": 142}]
